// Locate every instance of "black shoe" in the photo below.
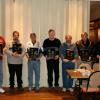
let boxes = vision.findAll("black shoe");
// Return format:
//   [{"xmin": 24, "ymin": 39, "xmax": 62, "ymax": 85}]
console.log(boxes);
[
  {"xmin": 10, "ymin": 86, "xmax": 14, "ymax": 89},
  {"xmin": 17, "ymin": 86, "xmax": 24, "ymax": 91},
  {"xmin": 48, "ymin": 86, "xmax": 53, "ymax": 89},
  {"xmin": 8, "ymin": 86, "xmax": 15, "ymax": 93},
  {"xmin": 55, "ymin": 86, "xmax": 60, "ymax": 90}
]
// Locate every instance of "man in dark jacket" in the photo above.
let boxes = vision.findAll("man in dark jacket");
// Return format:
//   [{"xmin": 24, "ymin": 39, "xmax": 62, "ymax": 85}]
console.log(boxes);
[{"xmin": 76, "ymin": 32, "xmax": 93, "ymax": 67}]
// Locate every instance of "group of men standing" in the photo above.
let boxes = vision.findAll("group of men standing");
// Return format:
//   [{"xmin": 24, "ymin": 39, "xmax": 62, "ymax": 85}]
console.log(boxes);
[{"xmin": 0, "ymin": 29, "xmax": 100, "ymax": 93}]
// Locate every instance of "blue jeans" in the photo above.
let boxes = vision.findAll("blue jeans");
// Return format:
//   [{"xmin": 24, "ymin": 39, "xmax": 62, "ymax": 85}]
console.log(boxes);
[
  {"xmin": 28, "ymin": 60, "xmax": 40, "ymax": 88},
  {"xmin": 62, "ymin": 61, "xmax": 75, "ymax": 89},
  {"xmin": 0, "ymin": 60, "xmax": 3, "ymax": 87}
]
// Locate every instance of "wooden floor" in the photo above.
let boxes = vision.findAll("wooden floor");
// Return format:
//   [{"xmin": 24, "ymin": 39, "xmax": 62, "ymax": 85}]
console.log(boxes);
[
  {"xmin": 0, "ymin": 87, "xmax": 76, "ymax": 100},
  {"xmin": 0, "ymin": 87, "xmax": 100, "ymax": 100}
]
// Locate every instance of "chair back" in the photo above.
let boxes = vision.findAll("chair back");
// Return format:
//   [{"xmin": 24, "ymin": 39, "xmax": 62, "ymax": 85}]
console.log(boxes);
[
  {"xmin": 93, "ymin": 63, "xmax": 100, "ymax": 71},
  {"xmin": 88, "ymin": 71, "xmax": 100, "ymax": 88}
]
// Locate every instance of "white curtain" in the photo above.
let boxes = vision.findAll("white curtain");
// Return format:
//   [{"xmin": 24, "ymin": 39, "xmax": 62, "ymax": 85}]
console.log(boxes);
[
  {"xmin": 64, "ymin": 0, "xmax": 90, "ymax": 42},
  {"xmin": 0, "ymin": 0, "xmax": 90, "ymax": 87}
]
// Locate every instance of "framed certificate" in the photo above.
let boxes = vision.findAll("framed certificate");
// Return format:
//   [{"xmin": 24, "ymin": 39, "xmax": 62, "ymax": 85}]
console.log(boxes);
[
  {"xmin": 12, "ymin": 43, "xmax": 22, "ymax": 54},
  {"xmin": 45, "ymin": 47, "xmax": 59, "ymax": 59},
  {"xmin": 66, "ymin": 49, "xmax": 74, "ymax": 60},
  {"xmin": 0, "ymin": 44, "xmax": 3, "ymax": 55},
  {"xmin": 28, "ymin": 48, "xmax": 39, "ymax": 59},
  {"xmin": 80, "ymin": 49, "xmax": 89, "ymax": 61}
]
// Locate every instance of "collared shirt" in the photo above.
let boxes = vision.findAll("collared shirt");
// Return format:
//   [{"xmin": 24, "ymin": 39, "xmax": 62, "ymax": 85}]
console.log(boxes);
[
  {"xmin": 26, "ymin": 41, "xmax": 42, "ymax": 60},
  {"xmin": 26, "ymin": 41, "xmax": 40, "ymax": 49}
]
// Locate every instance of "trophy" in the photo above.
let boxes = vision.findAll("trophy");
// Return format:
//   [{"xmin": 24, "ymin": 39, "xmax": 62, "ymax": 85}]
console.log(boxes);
[
  {"xmin": 80, "ymin": 49, "xmax": 89, "ymax": 61},
  {"xmin": 0, "ymin": 44, "xmax": 3, "ymax": 55},
  {"xmin": 12, "ymin": 43, "xmax": 22, "ymax": 54},
  {"xmin": 66, "ymin": 49, "xmax": 74, "ymax": 60},
  {"xmin": 28, "ymin": 48, "xmax": 39, "ymax": 59},
  {"xmin": 46, "ymin": 47, "xmax": 59, "ymax": 59}
]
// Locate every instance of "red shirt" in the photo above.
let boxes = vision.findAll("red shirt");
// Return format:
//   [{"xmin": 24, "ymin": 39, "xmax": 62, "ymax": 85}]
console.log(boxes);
[{"xmin": 0, "ymin": 36, "xmax": 6, "ymax": 60}]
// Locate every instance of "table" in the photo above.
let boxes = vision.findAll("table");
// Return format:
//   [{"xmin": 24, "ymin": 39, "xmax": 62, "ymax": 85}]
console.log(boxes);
[
  {"xmin": 67, "ymin": 69, "xmax": 92, "ymax": 78},
  {"xmin": 67, "ymin": 69, "xmax": 94, "ymax": 100}
]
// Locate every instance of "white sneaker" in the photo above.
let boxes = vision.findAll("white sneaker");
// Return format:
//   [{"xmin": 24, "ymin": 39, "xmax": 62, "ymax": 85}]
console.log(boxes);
[
  {"xmin": 62, "ymin": 88, "xmax": 66, "ymax": 92},
  {"xmin": 0, "ymin": 88, "xmax": 5, "ymax": 93},
  {"xmin": 69, "ymin": 88, "xmax": 74, "ymax": 92},
  {"xmin": 29, "ymin": 87, "xmax": 33, "ymax": 91},
  {"xmin": 35, "ymin": 87, "xmax": 40, "ymax": 92}
]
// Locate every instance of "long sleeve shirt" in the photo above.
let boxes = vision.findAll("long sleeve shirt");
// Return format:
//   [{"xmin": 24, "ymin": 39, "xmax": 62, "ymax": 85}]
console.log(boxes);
[
  {"xmin": 60, "ymin": 42, "xmax": 78, "ymax": 62},
  {"xmin": 0, "ymin": 36, "xmax": 6, "ymax": 60},
  {"xmin": 4, "ymin": 41, "xmax": 25, "ymax": 64},
  {"xmin": 43, "ymin": 38, "xmax": 61, "ymax": 60},
  {"xmin": 26, "ymin": 41, "xmax": 42, "ymax": 60},
  {"xmin": 76, "ymin": 39, "xmax": 93, "ymax": 61},
  {"xmin": 94, "ymin": 41, "xmax": 100, "ymax": 63}
]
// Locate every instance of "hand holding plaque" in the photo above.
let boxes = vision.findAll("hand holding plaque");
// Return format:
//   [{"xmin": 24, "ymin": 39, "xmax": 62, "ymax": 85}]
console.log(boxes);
[
  {"xmin": 45, "ymin": 47, "xmax": 59, "ymax": 59},
  {"xmin": 80, "ymin": 49, "xmax": 89, "ymax": 61},
  {"xmin": 12, "ymin": 43, "xmax": 22, "ymax": 54},
  {"xmin": 28, "ymin": 48, "xmax": 39, "ymax": 59},
  {"xmin": 66, "ymin": 49, "xmax": 74, "ymax": 60},
  {"xmin": 0, "ymin": 44, "xmax": 3, "ymax": 55}
]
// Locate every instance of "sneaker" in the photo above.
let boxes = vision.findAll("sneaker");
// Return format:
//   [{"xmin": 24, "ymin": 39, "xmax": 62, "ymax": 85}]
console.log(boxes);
[
  {"xmin": 62, "ymin": 88, "xmax": 66, "ymax": 92},
  {"xmin": 0, "ymin": 88, "xmax": 5, "ymax": 93},
  {"xmin": 29, "ymin": 87, "xmax": 33, "ymax": 91},
  {"xmin": 35, "ymin": 87, "xmax": 40, "ymax": 92},
  {"xmin": 69, "ymin": 88, "xmax": 74, "ymax": 92}
]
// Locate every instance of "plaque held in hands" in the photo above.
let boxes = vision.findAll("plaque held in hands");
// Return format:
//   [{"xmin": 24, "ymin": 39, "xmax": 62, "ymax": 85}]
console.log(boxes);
[
  {"xmin": 66, "ymin": 49, "xmax": 74, "ymax": 60},
  {"xmin": 12, "ymin": 43, "xmax": 22, "ymax": 54},
  {"xmin": 28, "ymin": 48, "xmax": 39, "ymax": 59},
  {"xmin": 46, "ymin": 47, "xmax": 59, "ymax": 59},
  {"xmin": 0, "ymin": 44, "xmax": 3, "ymax": 55},
  {"xmin": 80, "ymin": 49, "xmax": 89, "ymax": 61}
]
